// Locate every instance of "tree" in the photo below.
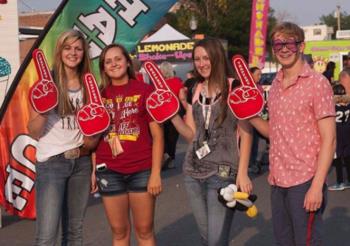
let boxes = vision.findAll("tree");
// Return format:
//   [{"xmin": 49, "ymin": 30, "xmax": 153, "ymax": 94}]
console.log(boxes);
[
  {"xmin": 319, "ymin": 10, "xmax": 350, "ymax": 39},
  {"xmin": 166, "ymin": 0, "xmax": 277, "ymax": 59}
]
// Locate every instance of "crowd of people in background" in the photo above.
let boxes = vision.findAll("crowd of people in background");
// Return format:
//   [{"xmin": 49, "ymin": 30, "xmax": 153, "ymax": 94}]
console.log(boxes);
[{"xmin": 27, "ymin": 21, "xmax": 350, "ymax": 246}]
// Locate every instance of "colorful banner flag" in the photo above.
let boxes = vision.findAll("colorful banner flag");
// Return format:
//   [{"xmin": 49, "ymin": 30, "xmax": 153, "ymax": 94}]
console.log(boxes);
[
  {"xmin": 0, "ymin": 0, "xmax": 177, "ymax": 219},
  {"xmin": 248, "ymin": 0, "xmax": 269, "ymax": 69}
]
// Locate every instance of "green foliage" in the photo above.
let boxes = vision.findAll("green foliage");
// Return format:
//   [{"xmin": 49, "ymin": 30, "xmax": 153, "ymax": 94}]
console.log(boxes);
[
  {"xmin": 166, "ymin": 0, "xmax": 277, "ymax": 59},
  {"xmin": 319, "ymin": 11, "xmax": 350, "ymax": 39}
]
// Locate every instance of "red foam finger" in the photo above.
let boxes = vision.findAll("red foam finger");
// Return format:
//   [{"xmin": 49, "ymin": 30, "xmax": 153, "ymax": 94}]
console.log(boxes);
[
  {"xmin": 77, "ymin": 73, "xmax": 110, "ymax": 136},
  {"xmin": 146, "ymin": 89, "xmax": 179, "ymax": 123},
  {"xmin": 76, "ymin": 103, "xmax": 110, "ymax": 136},
  {"xmin": 29, "ymin": 49, "xmax": 58, "ymax": 113},
  {"xmin": 33, "ymin": 49, "xmax": 53, "ymax": 81},
  {"xmin": 232, "ymin": 55, "xmax": 256, "ymax": 88},
  {"xmin": 143, "ymin": 61, "xmax": 170, "ymax": 91},
  {"xmin": 228, "ymin": 55, "xmax": 264, "ymax": 120},
  {"xmin": 83, "ymin": 73, "xmax": 103, "ymax": 105}
]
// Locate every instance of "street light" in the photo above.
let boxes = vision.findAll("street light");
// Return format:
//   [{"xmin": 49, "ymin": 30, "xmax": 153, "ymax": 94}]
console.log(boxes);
[{"xmin": 189, "ymin": 15, "xmax": 198, "ymax": 38}]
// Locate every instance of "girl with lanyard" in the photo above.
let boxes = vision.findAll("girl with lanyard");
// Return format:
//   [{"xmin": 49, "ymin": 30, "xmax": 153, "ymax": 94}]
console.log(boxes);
[
  {"xmin": 28, "ymin": 29, "xmax": 96, "ymax": 245},
  {"xmin": 171, "ymin": 37, "xmax": 253, "ymax": 245},
  {"xmin": 93, "ymin": 44, "xmax": 163, "ymax": 245}
]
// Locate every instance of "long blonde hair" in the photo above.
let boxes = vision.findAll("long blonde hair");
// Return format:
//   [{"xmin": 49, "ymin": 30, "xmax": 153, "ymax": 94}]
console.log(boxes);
[{"xmin": 53, "ymin": 29, "xmax": 91, "ymax": 116}]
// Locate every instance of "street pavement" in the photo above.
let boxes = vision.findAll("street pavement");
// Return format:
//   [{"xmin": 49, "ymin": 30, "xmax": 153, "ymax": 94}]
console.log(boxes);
[{"xmin": 1, "ymin": 138, "xmax": 350, "ymax": 245}]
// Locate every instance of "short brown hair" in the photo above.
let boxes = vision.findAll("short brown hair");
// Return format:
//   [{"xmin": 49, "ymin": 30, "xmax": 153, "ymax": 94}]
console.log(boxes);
[{"xmin": 270, "ymin": 22, "xmax": 305, "ymax": 42}]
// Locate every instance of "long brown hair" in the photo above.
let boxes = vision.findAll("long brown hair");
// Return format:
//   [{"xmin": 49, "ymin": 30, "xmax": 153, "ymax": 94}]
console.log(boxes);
[
  {"xmin": 192, "ymin": 37, "xmax": 233, "ymax": 124},
  {"xmin": 99, "ymin": 44, "xmax": 136, "ymax": 90},
  {"xmin": 53, "ymin": 29, "xmax": 91, "ymax": 116}
]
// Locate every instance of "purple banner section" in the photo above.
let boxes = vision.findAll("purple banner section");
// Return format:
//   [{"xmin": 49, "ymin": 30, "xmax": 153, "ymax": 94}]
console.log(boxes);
[{"xmin": 249, "ymin": 0, "xmax": 269, "ymax": 68}]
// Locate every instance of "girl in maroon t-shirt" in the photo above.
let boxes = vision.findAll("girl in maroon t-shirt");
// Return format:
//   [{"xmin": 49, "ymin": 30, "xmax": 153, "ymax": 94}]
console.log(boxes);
[{"xmin": 92, "ymin": 44, "xmax": 163, "ymax": 245}]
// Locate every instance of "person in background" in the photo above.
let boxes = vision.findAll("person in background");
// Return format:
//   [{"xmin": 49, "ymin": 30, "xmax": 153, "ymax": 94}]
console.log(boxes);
[
  {"xmin": 184, "ymin": 70, "xmax": 198, "ymax": 105},
  {"xmin": 250, "ymin": 66, "xmax": 262, "ymax": 85},
  {"xmin": 159, "ymin": 61, "xmax": 185, "ymax": 169},
  {"xmin": 340, "ymin": 67, "xmax": 350, "ymax": 93},
  {"xmin": 184, "ymin": 69, "xmax": 197, "ymax": 89},
  {"xmin": 323, "ymin": 61, "xmax": 336, "ymax": 85},
  {"xmin": 132, "ymin": 58, "xmax": 146, "ymax": 83},
  {"xmin": 344, "ymin": 52, "xmax": 350, "ymax": 69},
  {"xmin": 94, "ymin": 44, "xmax": 163, "ymax": 245},
  {"xmin": 328, "ymin": 83, "xmax": 350, "ymax": 191},
  {"xmin": 303, "ymin": 54, "xmax": 314, "ymax": 69},
  {"xmin": 170, "ymin": 37, "xmax": 253, "ymax": 245},
  {"xmin": 248, "ymin": 66, "xmax": 268, "ymax": 174},
  {"xmin": 250, "ymin": 22, "xmax": 336, "ymax": 245},
  {"xmin": 28, "ymin": 29, "xmax": 97, "ymax": 245}
]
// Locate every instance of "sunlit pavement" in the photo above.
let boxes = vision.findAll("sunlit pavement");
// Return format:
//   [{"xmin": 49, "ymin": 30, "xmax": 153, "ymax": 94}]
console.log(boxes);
[{"xmin": 1, "ymin": 138, "xmax": 350, "ymax": 245}]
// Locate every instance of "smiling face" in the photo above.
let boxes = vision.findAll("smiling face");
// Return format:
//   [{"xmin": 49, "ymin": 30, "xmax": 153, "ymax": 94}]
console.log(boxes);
[
  {"xmin": 272, "ymin": 32, "xmax": 305, "ymax": 69},
  {"xmin": 193, "ymin": 46, "xmax": 211, "ymax": 80},
  {"xmin": 103, "ymin": 46, "xmax": 129, "ymax": 85},
  {"xmin": 61, "ymin": 38, "xmax": 84, "ymax": 70}
]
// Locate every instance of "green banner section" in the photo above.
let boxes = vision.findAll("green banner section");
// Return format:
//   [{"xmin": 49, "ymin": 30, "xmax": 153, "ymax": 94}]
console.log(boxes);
[{"xmin": 40, "ymin": 0, "xmax": 177, "ymax": 78}]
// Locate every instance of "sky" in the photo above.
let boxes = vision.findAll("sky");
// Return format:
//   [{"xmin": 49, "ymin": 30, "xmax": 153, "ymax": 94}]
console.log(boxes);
[{"xmin": 17, "ymin": 0, "xmax": 350, "ymax": 26}]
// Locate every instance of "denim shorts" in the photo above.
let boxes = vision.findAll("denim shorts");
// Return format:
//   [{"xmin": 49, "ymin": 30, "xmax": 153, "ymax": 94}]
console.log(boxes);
[{"xmin": 95, "ymin": 166, "xmax": 151, "ymax": 196}]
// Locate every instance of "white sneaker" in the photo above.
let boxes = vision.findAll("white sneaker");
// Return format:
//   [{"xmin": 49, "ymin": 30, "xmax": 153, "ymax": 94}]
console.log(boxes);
[
  {"xmin": 328, "ymin": 183, "xmax": 345, "ymax": 191},
  {"xmin": 343, "ymin": 182, "xmax": 350, "ymax": 189}
]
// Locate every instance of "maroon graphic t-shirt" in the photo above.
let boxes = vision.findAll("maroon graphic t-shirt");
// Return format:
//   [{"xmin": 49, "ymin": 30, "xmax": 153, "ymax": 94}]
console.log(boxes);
[{"xmin": 95, "ymin": 79, "xmax": 154, "ymax": 174}]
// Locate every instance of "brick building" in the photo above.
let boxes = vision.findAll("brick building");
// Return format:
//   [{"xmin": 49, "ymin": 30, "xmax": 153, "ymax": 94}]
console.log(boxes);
[{"xmin": 19, "ymin": 12, "xmax": 52, "ymax": 62}]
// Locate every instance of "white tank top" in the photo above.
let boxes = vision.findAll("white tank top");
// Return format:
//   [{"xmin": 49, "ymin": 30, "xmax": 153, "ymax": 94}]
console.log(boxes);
[{"xmin": 36, "ymin": 89, "xmax": 84, "ymax": 162}]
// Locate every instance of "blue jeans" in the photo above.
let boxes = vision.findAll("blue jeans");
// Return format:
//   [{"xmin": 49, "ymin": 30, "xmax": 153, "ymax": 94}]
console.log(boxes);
[
  {"xmin": 35, "ymin": 155, "xmax": 92, "ymax": 246},
  {"xmin": 184, "ymin": 175, "xmax": 235, "ymax": 246}
]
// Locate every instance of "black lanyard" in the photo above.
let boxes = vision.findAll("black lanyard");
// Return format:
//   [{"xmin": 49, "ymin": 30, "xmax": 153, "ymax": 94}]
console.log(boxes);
[{"xmin": 200, "ymin": 91, "xmax": 222, "ymax": 142}]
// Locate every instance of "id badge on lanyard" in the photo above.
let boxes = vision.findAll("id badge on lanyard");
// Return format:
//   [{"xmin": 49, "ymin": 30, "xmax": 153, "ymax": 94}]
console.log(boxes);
[
  {"xmin": 195, "ymin": 93, "xmax": 212, "ymax": 160},
  {"xmin": 202, "ymin": 92, "xmax": 212, "ymax": 140}
]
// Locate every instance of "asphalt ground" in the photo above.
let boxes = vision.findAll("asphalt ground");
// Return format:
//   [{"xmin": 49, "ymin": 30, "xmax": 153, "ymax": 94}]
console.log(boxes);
[{"xmin": 1, "ymin": 138, "xmax": 350, "ymax": 245}]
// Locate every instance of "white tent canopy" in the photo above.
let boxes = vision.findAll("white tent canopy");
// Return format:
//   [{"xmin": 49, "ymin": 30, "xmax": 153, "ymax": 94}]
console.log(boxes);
[{"xmin": 141, "ymin": 24, "xmax": 190, "ymax": 43}]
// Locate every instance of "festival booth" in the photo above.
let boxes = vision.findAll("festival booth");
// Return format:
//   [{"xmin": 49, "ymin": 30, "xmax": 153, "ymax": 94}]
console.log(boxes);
[
  {"xmin": 304, "ymin": 40, "xmax": 350, "ymax": 80},
  {"xmin": 134, "ymin": 23, "xmax": 194, "ymax": 81}
]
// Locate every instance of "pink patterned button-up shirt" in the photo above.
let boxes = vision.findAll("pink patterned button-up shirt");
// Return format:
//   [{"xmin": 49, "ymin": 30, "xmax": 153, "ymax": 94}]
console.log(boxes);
[{"xmin": 267, "ymin": 63, "xmax": 335, "ymax": 187}]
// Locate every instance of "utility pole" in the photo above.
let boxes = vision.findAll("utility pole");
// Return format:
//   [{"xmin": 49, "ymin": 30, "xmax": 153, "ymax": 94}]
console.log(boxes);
[{"xmin": 336, "ymin": 5, "xmax": 341, "ymax": 31}]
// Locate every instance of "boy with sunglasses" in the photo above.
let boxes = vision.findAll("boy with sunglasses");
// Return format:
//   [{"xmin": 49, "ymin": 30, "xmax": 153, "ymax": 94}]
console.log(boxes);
[{"xmin": 250, "ymin": 22, "xmax": 336, "ymax": 245}]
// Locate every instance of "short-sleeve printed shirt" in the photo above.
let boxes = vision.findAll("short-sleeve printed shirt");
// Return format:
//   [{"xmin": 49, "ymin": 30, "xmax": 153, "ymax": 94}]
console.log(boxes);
[{"xmin": 268, "ymin": 63, "xmax": 335, "ymax": 187}]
